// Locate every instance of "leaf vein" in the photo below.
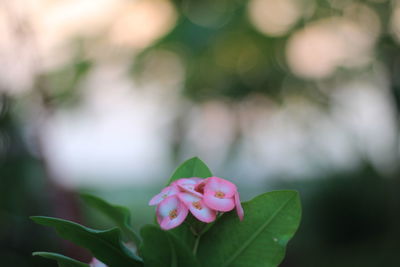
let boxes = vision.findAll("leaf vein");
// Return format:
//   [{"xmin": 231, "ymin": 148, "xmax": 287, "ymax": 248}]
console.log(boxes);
[{"xmin": 222, "ymin": 193, "xmax": 296, "ymax": 267}]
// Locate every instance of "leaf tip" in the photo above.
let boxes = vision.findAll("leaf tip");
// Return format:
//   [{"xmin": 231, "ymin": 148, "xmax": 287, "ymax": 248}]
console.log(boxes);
[
  {"xmin": 183, "ymin": 156, "xmax": 199, "ymax": 164},
  {"xmin": 32, "ymin": 251, "xmax": 41, "ymax": 257},
  {"xmin": 80, "ymin": 193, "xmax": 98, "ymax": 204},
  {"xmin": 30, "ymin": 215, "xmax": 57, "ymax": 224},
  {"xmin": 192, "ymin": 156, "xmax": 208, "ymax": 164},
  {"xmin": 184, "ymin": 156, "xmax": 208, "ymax": 166},
  {"xmin": 30, "ymin": 216, "xmax": 44, "ymax": 223}
]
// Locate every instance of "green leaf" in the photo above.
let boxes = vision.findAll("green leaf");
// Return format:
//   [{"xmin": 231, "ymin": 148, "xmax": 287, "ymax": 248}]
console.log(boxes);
[
  {"xmin": 31, "ymin": 216, "xmax": 143, "ymax": 267},
  {"xmin": 197, "ymin": 190, "xmax": 302, "ymax": 267},
  {"xmin": 139, "ymin": 225, "xmax": 200, "ymax": 267},
  {"xmin": 33, "ymin": 252, "xmax": 89, "ymax": 267},
  {"xmin": 81, "ymin": 193, "xmax": 141, "ymax": 245},
  {"xmin": 167, "ymin": 157, "xmax": 212, "ymax": 185}
]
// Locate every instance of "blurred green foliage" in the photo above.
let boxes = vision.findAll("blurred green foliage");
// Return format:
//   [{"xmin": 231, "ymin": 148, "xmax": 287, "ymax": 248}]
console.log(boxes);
[
  {"xmin": 0, "ymin": 96, "xmax": 58, "ymax": 267},
  {"xmin": 135, "ymin": 0, "xmax": 399, "ymax": 106}
]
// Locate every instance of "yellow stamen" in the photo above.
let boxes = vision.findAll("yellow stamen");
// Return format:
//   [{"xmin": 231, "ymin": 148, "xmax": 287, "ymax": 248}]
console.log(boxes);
[
  {"xmin": 192, "ymin": 201, "xmax": 202, "ymax": 210},
  {"xmin": 169, "ymin": 209, "xmax": 178, "ymax": 219},
  {"xmin": 215, "ymin": 191, "xmax": 225, "ymax": 199}
]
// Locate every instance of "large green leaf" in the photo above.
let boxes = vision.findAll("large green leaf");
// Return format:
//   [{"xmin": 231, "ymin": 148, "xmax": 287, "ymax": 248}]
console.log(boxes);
[
  {"xmin": 31, "ymin": 216, "xmax": 143, "ymax": 267},
  {"xmin": 33, "ymin": 252, "xmax": 89, "ymax": 267},
  {"xmin": 139, "ymin": 225, "xmax": 200, "ymax": 267},
  {"xmin": 197, "ymin": 190, "xmax": 301, "ymax": 267},
  {"xmin": 81, "ymin": 193, "xmax": 141, "ymax": 245},
  {"xmin": 167, "ymin": 157, "xmax": 212, "ymax": 185},
  {"xmin": 166, "ymin": 157, "xmax": 213, "ymax": 246}
]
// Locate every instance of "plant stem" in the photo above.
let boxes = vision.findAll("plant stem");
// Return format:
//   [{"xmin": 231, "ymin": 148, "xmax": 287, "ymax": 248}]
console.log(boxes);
[{"xmin": 193, "ymin": 234, "xmax": 201, "ymax": 256}]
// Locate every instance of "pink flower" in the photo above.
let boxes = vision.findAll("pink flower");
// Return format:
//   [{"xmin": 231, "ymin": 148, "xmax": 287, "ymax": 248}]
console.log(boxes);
[
  {"xmin": 178, "ymin": 192, "xmax": 216, "ymax": 223},
  {"xmin": 149, "ymin": 176, "xmax": 244, "ymax": 230},
  {"xmin": 89, "ymin": 258, "xmax": 107, "ymax": 267},
  {"xmin": 203, "ymin": 177, "xmax": 237, "ymax": 212},
  {"xmin": 175, "ymin": 178, "xmax": 203, "ymax": 197},
  {"xmin": 156, "ymin": 195, "xmax": 189, "ymax": 230},
  {"xmin": 234, "ymin": 191, "xmax": 244, "ymax": 221},
  {"xmin": 148, "ymin": 185, "xmax": 180, "ymax": 206}
]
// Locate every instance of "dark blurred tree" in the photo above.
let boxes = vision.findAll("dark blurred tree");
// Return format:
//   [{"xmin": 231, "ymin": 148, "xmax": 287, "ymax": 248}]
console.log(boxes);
[
  {"xmin": 276, "ymin": 162, "xmax": 400, "ymax": 267},
  {"xmin": 0, "ymin": 95, "xmax": 57, "ymax": 267}
]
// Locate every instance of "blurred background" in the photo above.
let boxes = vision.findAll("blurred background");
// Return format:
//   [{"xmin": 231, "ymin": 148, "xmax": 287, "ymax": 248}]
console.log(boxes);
[{"xmin": 1, "ymin": 0, "xmax": 400, "ymax": 266}]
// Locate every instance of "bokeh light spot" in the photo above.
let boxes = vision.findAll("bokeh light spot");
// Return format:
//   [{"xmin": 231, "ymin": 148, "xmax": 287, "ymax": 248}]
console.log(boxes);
[{"xmin": 247, "ymin": 0, "xmax": 301, "ymax": 37}]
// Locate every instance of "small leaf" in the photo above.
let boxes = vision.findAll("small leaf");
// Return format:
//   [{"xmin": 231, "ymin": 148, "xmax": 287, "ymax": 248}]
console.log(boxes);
[
  {"xmin": 31, "ymin": 216, "xmax": 143, "ymax": 267},
  {"xmin": 167, "ymin": 157, "xmax": 212, "ymax": 185},
  {"xmin": 198, "ymin": 190, "xmax": 302, "ymax": 267},
  {"xmin": 33, "ymin": 252, "xmax": 89, "ymax": 267},
  {"xmin": 139, "ymin": 225, "xmax": 200, "ymax": 267},
  {"xmin": 81, "ymin": 194, "xmax": 141, "ymax": 245}
]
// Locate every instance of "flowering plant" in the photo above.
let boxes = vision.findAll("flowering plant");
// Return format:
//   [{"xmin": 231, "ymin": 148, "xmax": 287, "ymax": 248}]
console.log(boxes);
[
  {"xmin": 150, "ymin": 176, "xmax": 244, "ymax": 230},
  {"xmin": 31, "ymin": 157, "xmax": 301, "ymax": 267}
]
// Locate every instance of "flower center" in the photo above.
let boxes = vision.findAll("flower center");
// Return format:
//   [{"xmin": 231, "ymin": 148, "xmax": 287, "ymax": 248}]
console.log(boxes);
[
  {"xmin": 169, "ymin": 209, "xmax": 178, "ymax": 219},
  {"xmin": 192, "ymin": 201, "xmax": 203, "ymax": 210},
  {"xmin": 215, "ymin": 191, "xmax": 225, "ymax": 198},
  {"xmin": 195, "ymin": 184, "xmax": 205, "ymax": 193}
]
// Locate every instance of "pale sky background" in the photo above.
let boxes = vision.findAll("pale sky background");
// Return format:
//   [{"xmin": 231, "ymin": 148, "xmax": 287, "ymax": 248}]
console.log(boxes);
[{"xmin": 0, "ymin": 0, "xmax": 398, "ymax": 189}]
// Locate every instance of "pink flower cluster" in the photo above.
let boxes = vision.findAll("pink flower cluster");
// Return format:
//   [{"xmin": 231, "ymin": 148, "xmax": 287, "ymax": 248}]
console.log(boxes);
[{"xmin": 149, "ymin": 176, "xmax": 244, "ymax": 230}]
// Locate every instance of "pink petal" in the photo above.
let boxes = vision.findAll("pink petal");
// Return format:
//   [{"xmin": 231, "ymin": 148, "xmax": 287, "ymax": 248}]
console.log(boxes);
[
  {"xmin": 203, "ymin": 191, "xmax": 235, "ymax": 212},
  {"xmin": 189, "ymin": 201, "xmax": 216, "ymax": 223},
  {"xmin": 235, "ymin": 191, "xmax": 244, "ymax": 221},
  {"xmin": 178, "ymin": 192, "xmax": 201, "ymax": 206},
  {"xmin": 89, "ymin": 258, "xmax": 107, "ymax": 267},
  {"xmin": 178, "ymin": 193, "xmax": 216, "ymax": 223},
  {"xmin": 156, "ymin": 210, "xmax": 163, "ymax": 226},
  {"xmin": 160, "ymin": 201, "xmax": 188, "ymax": 230},
  {"xmin": 204, "ymin": 177, "xmax": 237, "ymax": 198},
  {"xmin": 170, "ymin": 180, "xmax": 181, "ymax": 187},
  {"xmin": 156, "ymin": 196, "xmax": 189, "ymax": 230},
  {"xmin": 188, "ymin": 177, "xmax": 203, "ymax": 183},
  {"xmin": 166, "ymin": 184, "xmax": 180, "ymax": 193},
  {"xmin": 149, "ymin": 185, "xmax": 179, "ymax": 206},
  {"xmin": 176, "ymin": 178, "xmax": 203, "ymax": 197},
  {"xmin": 173, "ymin": 177, "xmax": 202, "ymax": 187},
  {"xmin": 157, "ymin": 195, "xmax": 180, "ymax": 217},
  {"xmin": 149, "ymin": 193, "xmax": 166, "ymax": 206}
]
